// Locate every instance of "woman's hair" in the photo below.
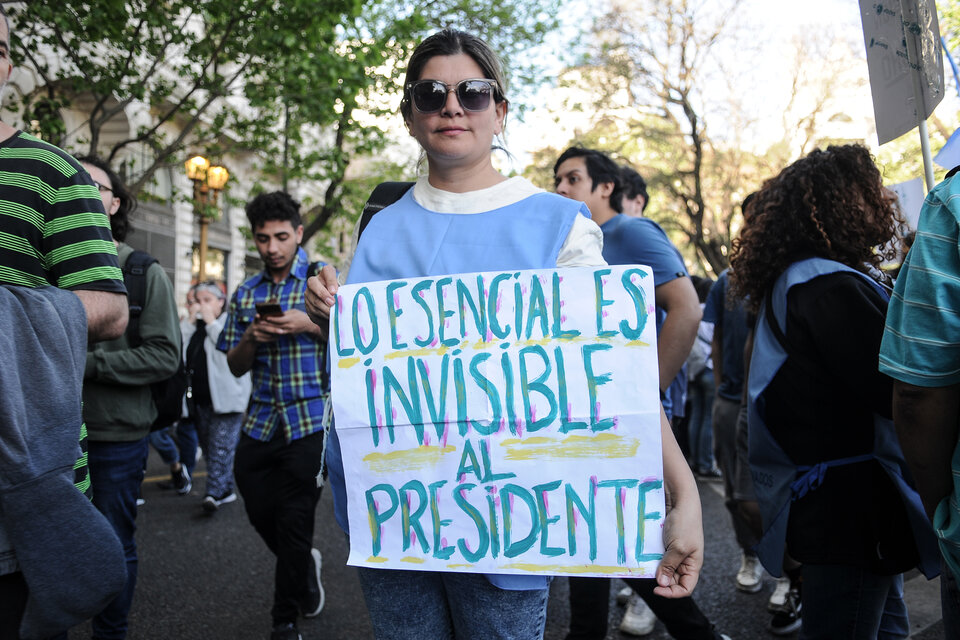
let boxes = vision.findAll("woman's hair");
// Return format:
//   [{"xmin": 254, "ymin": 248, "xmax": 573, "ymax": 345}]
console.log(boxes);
[
  {"xmin": 77, "ymin": 155, "xmax": 135, "ymax": 242},
  {"xmin": 190, "ymin": 280, "xmax": 226, "ymax": 314},
  {"xmin": 399, "ymin": 29, "xmax": 509, "ymax": 124},
  {"xmin": 729, "ymin": 144, "xmax": 900, "ymax": 313}
]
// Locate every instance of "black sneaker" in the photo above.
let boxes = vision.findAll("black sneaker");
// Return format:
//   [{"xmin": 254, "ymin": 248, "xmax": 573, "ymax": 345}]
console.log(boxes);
[
  {"xmin": 171, "ymin": 465, "xmax": 191, "ymax": 495},
  {"xmin": 301, "ymin": 548, "xmax": 325, "ymax": 618},
  {"xmin": 270, "ymin": 622, "xmax": 302, "ymax": 640},
  {"xmin": 768, "ymin": 585, "xmax": 801, "ymax": 635}
]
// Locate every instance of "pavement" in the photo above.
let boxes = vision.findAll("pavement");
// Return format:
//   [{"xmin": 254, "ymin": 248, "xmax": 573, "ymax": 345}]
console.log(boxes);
[{"xmin": 64, "ymin": 451, "xmax": 945, "ymax": 640}]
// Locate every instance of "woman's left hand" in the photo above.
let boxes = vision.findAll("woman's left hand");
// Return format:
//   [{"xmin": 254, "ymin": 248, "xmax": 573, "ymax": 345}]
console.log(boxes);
[{"xmin": 653, "ymin": 483, "xmax": 704, "ymax": 598}]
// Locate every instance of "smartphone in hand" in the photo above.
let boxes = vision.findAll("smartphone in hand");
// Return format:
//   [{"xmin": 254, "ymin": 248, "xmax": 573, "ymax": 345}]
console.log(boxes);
[{"xmin": 255, "ymin": 301, "xmax": 283, "ymax": 317}]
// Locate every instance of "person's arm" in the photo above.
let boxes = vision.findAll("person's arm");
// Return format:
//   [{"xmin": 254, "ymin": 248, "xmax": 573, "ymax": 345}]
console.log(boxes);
[
  {"xmin": 654, "ymin": 276, "xmax": 701, "ymax": 392},
  {"xmin": 306, "ymin": 264, "xmax": 340, "ymax": 327},
  {"xmin": 711, "ymin": 324, "xmax": 723, "ymax": 391},
  {"xmin": 892, "ymin": 381, "xmax": 960, "ymax": 520},
  {"xmin": 74, "ymin": 289, "xmax": 129, "ymax": 342},
  {"xmin": 655, "ymin": 403, "xmax": 703, "ymax": 597},
  {"xmin": 84, "ymin": 265, "xmax": 179, "ymax": 383}
]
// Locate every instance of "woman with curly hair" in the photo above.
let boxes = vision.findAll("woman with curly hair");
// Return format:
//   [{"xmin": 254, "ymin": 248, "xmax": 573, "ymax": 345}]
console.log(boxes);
[{"xmin": 729, "ymin": 144, "xmax": 939, "ymax": 638}]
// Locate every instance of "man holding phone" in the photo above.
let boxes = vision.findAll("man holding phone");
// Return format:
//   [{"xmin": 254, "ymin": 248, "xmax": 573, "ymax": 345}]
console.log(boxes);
[{"xmin": 217, "ymin": 191, "xmax": 328, "ymax": 640}]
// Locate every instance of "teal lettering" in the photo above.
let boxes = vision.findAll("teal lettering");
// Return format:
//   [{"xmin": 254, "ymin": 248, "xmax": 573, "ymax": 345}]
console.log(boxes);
[
  {"xmin": 436, "ymin": 277, "xmax": 458, "ymax": 347},
  {"xmin": 365, "ymin": 368, "xmax": 380, "ymax": 446},
  {"xmin": 352, "ymin": 287, "xmax": 380, "ymax": 354},
  {"xmin": 411, "ymin": 279, "xmax": 435, "ymax": 347},
  {"xmin": 456, "ymin": 439, "xmax": 484, "ymax": 482},
  {"xmin": 519, "ymin": 345, "xmax": 558, "ymax": 432},
  {"xmin": 487, "ymin": 490, "xmax": 501, "ymax": 558},
  {"xmin": 565, "ymin": 478, "xmax": 598, "ymax": 561},
  {"xmin": 454, "ymin": 484, "xmax": 490, "ymax": 562},
  {"xmin": 417, "ymin": 356, "xmax": 448, "ymax": 442},
  {"xmin": 399, "ymin": 480, "xmax": 429, "ymax": 553},
  {"xmin": 333, "ymin": 295, "xmax": 354, "ymax": 356},
  {"xmin": 500, "ymin": 352, "xmax": 519, "ymax": 435},
  {"xmin": 382, "ymin": 359, "xmax": 421, "ymax": 444},
  {"xmin": 583, "ymin": 344, "xmax": 615, "ymax": 431},
  {"xmin": 429, "ymin": 480, "xmax": 455, "ymax": 560},
  {"xmin": 524, "ymin": 276, "xmax": 549, "ymax": 339},
  {"xmin": 502, "ymin": 483, "xmax": 540, "ymax": 558},
  {"xmin": 534, "ymin": 480, "xmax": 564, "ymax": 557},
  {"xmin": 468, "ymin": 352, "xmax": 500, "ymax": 436},
  {"xmin": 619, "ymin": 268, "xmax": 649, "ymax": 339},
  {"xmin": 457, "ymin": 276, "xmax": 487, "ymax": 341},
  {"xmin": 454, "ymin": 356, "xmax": 468, "ymax": 437},
  {"xmin": 598, "ymin": 479, "xmax": 639, "ymax": 564},
  {"xmin": 488, "ymin": 273, "xmax": 512, "ymax": 339},
  {"xmin": 556, "ymin": 346, "xmax": 588, "ymax": 433},
  {"xmin": 593, "ymin": 269, "xmax": 617, "ymax": 339},
  {"xmin": 365, "ymin": 484, "xmax": 399, "ymax": 557},
  {"xmin": 480, "ymin": 438, "xmax": 516, "ymax": 482},
  {"xmin": 635, "ymin": 480, "xmax": 664, "ymax": 562},
  {"xmin": 386, "ymin": 281, "xmax": 408, "ymax": 350},
  {"xmin": 551, "ymin": 272, "xmax": 580, "ymax": 339}
]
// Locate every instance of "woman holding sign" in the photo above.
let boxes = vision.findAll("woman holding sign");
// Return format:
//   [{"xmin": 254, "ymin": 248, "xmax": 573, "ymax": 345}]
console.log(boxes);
[
  {"xmin": 730, "ymin": 145, "xmax": 939, "ymax": 638},
  {"xmin": 306, "ymin": 29, "xmax": 703, "ymax": 639}
]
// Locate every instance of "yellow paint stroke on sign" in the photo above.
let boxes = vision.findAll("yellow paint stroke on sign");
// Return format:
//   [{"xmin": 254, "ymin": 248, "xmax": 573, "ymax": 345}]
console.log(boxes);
[
  {"xmin": 503, "ymin": 563, "xmax": 652, "ymax": 575},
  {"xmin": 363, "ymin": 445, "xmax": 457, "ymax": 473},
  {"xmin": 366, "ymin": 556, "xmax": 390, "ymax": 563},
  {"xmin": 446, "ymin": 563, "xmax": 476, "ymax": 569},
  {"xmin": 401, "ymin": 557, "xmax": 427, "ymax": 564},
  {"xmin": 500, "ymin": 433, "xmax": 640, "ymax": 461},
  {"xmin": 337, "ymin": 356, "xmax": 362, "ymax": 369},
  {"xmin": 625, "ymin": 339, "xmax": 651, "ymax": 348}
]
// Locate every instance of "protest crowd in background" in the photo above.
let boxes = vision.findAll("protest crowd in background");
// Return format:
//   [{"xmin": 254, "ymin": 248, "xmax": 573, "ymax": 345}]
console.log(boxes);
[{"xmin": 1, "ymin": 4, "xmax": 959, "ymax": 640}]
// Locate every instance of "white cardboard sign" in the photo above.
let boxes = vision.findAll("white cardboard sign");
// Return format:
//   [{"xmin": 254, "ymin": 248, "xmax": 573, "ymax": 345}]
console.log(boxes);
[{"xmin": 330, "ymin": 265, "xmax": 666, "ymax": 578}]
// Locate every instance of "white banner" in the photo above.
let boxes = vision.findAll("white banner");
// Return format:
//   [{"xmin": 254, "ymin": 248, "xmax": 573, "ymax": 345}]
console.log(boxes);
[{"xmin": 330, "ymin": 265, "xmax": 665, "ymax": 578}]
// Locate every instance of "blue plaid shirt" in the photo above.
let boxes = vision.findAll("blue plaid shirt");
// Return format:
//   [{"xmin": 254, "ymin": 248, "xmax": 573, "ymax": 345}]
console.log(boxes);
[{"xmin": 217, "ymin": 248, "xmax": 327, "ymax": 442}]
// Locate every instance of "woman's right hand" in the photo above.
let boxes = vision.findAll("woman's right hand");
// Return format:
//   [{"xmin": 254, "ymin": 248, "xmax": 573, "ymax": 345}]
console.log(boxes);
[{"xmin": 305, "ymin": 264, "xmax": 339, "ymax": 326}]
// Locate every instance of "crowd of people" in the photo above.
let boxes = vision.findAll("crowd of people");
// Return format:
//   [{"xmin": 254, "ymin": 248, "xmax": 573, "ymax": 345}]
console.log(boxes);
[{"xmin": 2, "ymin": 8, "xmax": 959, "ymax": 640}]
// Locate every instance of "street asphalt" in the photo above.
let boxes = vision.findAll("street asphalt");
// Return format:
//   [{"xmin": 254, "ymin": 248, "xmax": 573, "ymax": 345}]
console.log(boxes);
[{"xmin": 63, "ymin": 450, "xmax": 945, "ymax": 640}]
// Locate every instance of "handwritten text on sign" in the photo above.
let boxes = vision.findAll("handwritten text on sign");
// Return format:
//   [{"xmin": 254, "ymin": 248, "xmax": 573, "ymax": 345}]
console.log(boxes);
[{"xmin": 331, "ymin": 266, "xmax": 665, "ymax": 577}]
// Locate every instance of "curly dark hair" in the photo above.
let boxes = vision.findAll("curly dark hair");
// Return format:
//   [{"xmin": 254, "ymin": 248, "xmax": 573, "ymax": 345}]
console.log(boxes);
[
  {"xmin": 245, "ymin": 190, "xmax": 301, "ymax": 231},
  {"xmin": 77, "ymin": 155, "xmax": 135, "ymax": 242},
  {"xmin": 729, "ymin": 144, "xmax": 900, "ymax": 313}
]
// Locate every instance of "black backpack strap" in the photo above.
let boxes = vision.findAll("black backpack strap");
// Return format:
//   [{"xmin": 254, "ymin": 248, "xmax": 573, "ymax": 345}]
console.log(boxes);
[
  {"xmin": 947, "ymin": 165, "xmax": 960, "ymax": 179},
  {"xmin": 122, "ymin": 250, "xmax": 158, "ymax": 348},
  {"xmin": 357, "ymin": 181, "xmax": 415, "ymax": 241}
]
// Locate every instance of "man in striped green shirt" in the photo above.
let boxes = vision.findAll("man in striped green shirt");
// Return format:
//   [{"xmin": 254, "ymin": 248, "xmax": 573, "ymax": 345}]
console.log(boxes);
[
  {"xmin": 0, "ymin": 5, "xmax": 128, "ymax": 635},
  {"xmin": 880, "ymin": 165, "xmax": 960, "ymax": 638}
]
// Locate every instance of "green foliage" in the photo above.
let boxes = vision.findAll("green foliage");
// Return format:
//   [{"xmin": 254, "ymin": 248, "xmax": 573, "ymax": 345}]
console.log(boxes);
[{"xmin": 10, "ymin": 0, "xmax": 561, "ymax": 241}]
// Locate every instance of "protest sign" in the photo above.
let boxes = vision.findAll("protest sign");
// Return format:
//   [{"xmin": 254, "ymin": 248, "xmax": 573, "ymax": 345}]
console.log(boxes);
[{"xmin": 330, "ymin": 265, "xmax": 665, "ymax": 578}]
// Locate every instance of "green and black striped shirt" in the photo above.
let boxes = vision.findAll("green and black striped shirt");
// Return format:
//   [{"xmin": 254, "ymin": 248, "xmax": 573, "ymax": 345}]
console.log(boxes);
[{"xmin": 0, "ymin": 130, "xmax": 126, "ymax": 496}]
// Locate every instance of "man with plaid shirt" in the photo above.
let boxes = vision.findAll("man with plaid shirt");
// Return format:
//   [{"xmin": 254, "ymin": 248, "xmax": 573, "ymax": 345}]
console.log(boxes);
[{"xmin": 218, "ymin": 191, "xmax": 328, "ymax": 640}]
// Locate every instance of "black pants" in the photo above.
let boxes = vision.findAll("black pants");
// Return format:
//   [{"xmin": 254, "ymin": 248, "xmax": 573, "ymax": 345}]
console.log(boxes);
[
  {"xmin": 567, "ymin": 576, "xmax": 721, "ymax": 640},
  {"xmin": 0, "ymin": 571, "xmax": 28, "ymax": 639},
  {"xmin": 235, "ymin": 430, "xmax": 325, "ymax": 624}
]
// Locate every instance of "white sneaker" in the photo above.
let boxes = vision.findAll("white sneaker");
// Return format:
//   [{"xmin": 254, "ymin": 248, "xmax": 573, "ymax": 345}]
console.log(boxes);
[
  {"xmin": 736, "ymin": 552, "xmax": 763, "ymax": 593},
  {"xmin": 616, "ymin": 585, "xmax": 633, "ymax": 605},
  {"xmin": 768, "ymin": 576, "xmax": 791, "ymax": 612},
  {"xmin": 619, "ymin": 594, "xmax": 656, "ymax": 636}
]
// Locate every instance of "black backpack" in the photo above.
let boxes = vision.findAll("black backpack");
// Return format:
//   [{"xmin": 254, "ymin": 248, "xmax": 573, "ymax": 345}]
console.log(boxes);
[
  {"xmin": 358, "ymin": 181, "xmax": 415, "ymax": 241},
  {"xmin": 123, "ymin": 250, "xmax": 188, "ymax": 431}
]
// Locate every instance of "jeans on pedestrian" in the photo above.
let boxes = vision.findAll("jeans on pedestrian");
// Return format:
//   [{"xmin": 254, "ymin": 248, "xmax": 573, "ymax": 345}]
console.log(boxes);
[
  {"xmin": 147, "ymin": 427, "xmax": 179, "ymax": 466},
  {"xmin": 800, "ymin": 564, "xmax": 907, "ymax": 639},
  {"xmin": 175, "ymin": 420, "xmax": 199, "ymax": 478},
  {"xmin": 357, "ymin": 567, "xmax": 549, "ymax": 640},
  {"xmin": 88, "ymin": 437, "xmax": 149, "ymax": 640},
  {"xmin": 191, "ymin": 405, "xmax": 243, "ymax": 498},
  {"xmin": 942, "ymin": 557, "xmax": 960, "ymax": 639},
  {"xmin": 687, "ymin": 369, "xmax": 715, "ymax": 473},
  {"xmin": 711, "ymin": 396, "xmax": 758, "ymax": 551},
  {"xmin": 234, "ymin": 430, "xmax": 324, "ymax": 624}
]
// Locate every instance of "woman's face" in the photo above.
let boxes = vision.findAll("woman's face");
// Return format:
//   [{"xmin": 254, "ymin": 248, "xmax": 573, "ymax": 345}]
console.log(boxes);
[
  {"xmin": 405, "ymin": 53, "xmax": 506, "ymax": 171},
  {"xmin": 196, "ymin": 288, "xmax": 224, "ymax": 315}
]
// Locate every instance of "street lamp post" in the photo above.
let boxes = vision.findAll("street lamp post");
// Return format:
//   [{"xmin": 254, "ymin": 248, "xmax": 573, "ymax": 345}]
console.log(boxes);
[{"xmin": 185, "ymin": 155, "xmax": 229, "ymax": 281}]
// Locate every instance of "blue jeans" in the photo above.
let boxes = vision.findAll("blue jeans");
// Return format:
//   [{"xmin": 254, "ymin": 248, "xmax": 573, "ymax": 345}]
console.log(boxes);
[
  {"xmin": 687, "ymin": 369, "xmax": 715, "ymax": 473},
  {"xmin": 942, "ymin": 557, "xmax": 960, "ymax": 639},
  {"xmin": 800, "ymin": 565, "xmax": 907, "ymax": 639},
  {"xmin": 88, "ymin": 438, "xmax": 149, "ymax": 640},
  {"xmin": 357, "ymin": 568, "xmax": 549, "ymax": 640},
  {"xmin": 147, "ymin": 427, "xmax": 179, "ymax": 466},
  {"xmin": 175, "ymin": 420, "xmax": 199, "ymax": 478}
]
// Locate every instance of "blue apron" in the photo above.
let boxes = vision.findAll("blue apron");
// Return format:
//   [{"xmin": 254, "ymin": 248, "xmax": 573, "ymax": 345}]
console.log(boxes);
[{"xmin": 747, "ymin": 257, "xmax": 940, "ymax": 579}]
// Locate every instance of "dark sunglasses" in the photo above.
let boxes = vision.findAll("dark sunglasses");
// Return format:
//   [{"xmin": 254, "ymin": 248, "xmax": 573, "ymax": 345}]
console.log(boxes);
[{"xmin": 406, "ymin": 78, "xmax": 499, "ymax": 114}]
